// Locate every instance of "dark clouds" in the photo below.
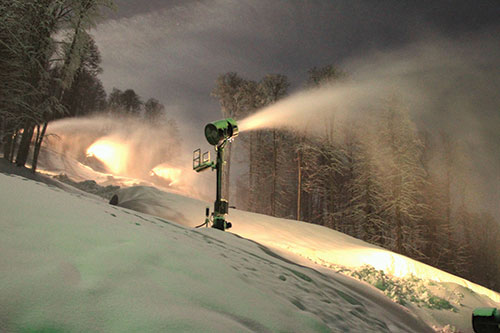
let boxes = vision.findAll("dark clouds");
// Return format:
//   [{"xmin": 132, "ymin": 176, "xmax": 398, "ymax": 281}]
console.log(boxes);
[{"xmin": 92, "ymin": 0, "xmax": 499, "ymax": 171}]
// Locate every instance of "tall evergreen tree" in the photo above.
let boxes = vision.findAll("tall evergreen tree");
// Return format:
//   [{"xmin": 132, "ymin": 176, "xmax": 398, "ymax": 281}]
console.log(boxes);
[
  {"xmin": 144, "ymin": 98, "xmax": 165, "ymax": 124},
  {"xmin": 0, "ymin": 0, "xmax": 114, "ymax": 170},
  {"xmin": 256, "ymin": 74, "xmax": 290, "ymax": 216},
  {"xmin": 297, "ymin": 65, "xmax": 346, "ymax": 223},
  {"xmin": 0, "ymin": 1, "xmax": 62, "ymax": 166},
  {"xmin": 31, "ymin": 0, "xmax": 114, "ymax": 172},
  {"xmin": 375, "ymin": 101, "xmax": 428, "ymax": 258},
  {"xmin": 61, "ymin": 37, "xmax": 107, "ymax": 117},
  {"xmin": 107, "ymin": 88, "xmax": 143, "ymax": 115}
]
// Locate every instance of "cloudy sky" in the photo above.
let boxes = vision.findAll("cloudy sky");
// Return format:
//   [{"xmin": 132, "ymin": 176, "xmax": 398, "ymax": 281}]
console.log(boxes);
[
  {"xmin": 91, "ymin": 1, "xmax": 500, "ymax": 215},
  {"xmin": 93, "ymin": 0, "xmax": 499, "ymax": 137}
]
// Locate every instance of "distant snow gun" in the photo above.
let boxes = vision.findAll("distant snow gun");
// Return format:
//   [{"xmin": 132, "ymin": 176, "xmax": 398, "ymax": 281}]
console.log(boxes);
[
  {"xmin": 193, "ymin": 118, "xmax": 238, "ymax": 231},
  {"xmin": 473, "ymin": 308, "xmax": 500, "ymax": 333}
]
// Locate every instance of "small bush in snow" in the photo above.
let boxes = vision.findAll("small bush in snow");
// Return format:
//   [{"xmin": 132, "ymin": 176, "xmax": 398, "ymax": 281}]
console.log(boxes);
[{"xmin": 338, "ymin": 265, "xmax": 458, "ymax": 311}]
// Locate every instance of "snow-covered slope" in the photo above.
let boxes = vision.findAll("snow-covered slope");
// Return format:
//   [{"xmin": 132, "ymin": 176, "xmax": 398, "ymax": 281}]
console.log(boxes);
[
  {"xmin": 0, "ymin": 172, "xmax": 437, "ymax": 332},
  {"xmin": 112, "ymin": 186, "xmax": 500, "ymax": 332}
]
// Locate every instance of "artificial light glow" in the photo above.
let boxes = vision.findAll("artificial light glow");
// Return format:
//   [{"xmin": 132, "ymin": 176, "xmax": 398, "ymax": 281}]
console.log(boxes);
[
  {"xmin": 150, "ymin": 165, "xmax": 182, "ymax": 186},
  {"xmin": 86, "ymin": 138, "xmax": 129, "ymax": 175}
]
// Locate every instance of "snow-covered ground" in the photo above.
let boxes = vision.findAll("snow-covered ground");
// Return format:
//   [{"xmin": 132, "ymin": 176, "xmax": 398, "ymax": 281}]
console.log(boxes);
[
  {"xmin": 112, "ymin": 185, "xmax": 500, "ymax": 332},
  {"xmin": 1, "ymin": 168, "xmax": 498, "ymax": 332}
]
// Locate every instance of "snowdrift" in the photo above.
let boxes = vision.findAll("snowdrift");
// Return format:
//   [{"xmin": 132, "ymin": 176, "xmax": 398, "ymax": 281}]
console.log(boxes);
[
  {"xmin": 0, "ymin": 172, "xmax": 435, "ymax": 332},
  {"xmin": 113, "ymin": 185, "xmax": 500, "ymax": 332}
]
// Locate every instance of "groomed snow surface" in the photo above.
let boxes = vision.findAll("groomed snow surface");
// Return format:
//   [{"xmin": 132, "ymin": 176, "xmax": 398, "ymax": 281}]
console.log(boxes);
[{"xmin": 0, "ymin": 172, "xmax": 498, "ymax": 332}]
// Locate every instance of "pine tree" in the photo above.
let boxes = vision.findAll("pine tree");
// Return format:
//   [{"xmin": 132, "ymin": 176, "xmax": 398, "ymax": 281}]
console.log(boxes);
[
  {"xmin": 107, "ymin": 88, "xmax": 143, "ymax": 115},
  {"xmin": 419, "ymin": 132, "xmax": 449, "ymax": 268},
  {"xmin": 0, "ymin": 1, "xmax": 61, "ymax": 165},
  {"xmin": 61, "ymin": 37, "xmax": 107, "ymax": 118},
  {"xmin": 298, "ymin": 129, "xmax": 346, "ymax": 227},
  {"xmin": 467, "ymin": 212, "xmax": 500, "ymax": 291},
  {"xmin": 256, "ymin": 74, "xmax": 290, "ymax": 216},
  {"xmin": 297, "ymin": 64, "xmax": 345, "ymax": 223},
  {"xmin": 375, "ymin": 100, "xmax": 428, "ymax": 258},
  {"xmin": 31, "ymin": 0, "xmax": 115, "ymax": 172},
  {"xmin": 336, "ymin": 120, "xmax": 387, "ymax": 244},
  {"xmin": 0, "ymin": 0, "xmax": 114, "ymax": 170},
  {"xmin": 144, "ymin": 98, "xmax": 165, "ymax": 124}
]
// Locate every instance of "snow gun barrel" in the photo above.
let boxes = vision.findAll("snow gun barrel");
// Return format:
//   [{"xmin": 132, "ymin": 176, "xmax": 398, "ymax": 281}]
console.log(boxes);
[
  {"xmin": 204, "ymin": 118, "xmax": 239, "ymax": 146},
  {"xmin": 472, "ymin": 308, "xmax": 500, "ymax": 333}
]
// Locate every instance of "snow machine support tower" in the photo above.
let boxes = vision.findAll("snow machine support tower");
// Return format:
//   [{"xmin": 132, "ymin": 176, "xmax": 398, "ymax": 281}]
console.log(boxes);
[{"xmin": 193, "ymin": 118, "xmax": 238, "ymax": 231}]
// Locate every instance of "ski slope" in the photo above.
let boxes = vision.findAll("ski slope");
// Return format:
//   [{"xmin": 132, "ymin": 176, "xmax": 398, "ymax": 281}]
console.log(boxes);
[
  {"xmin": 0, "ymin": 172, "xmax": 434, "ymax": 333},
  {"xmin": 112, "ymin": 185, "xmax": 500, "ymax": 332},
  {"xmin": 0, "ymin": 171, "xmax": 498, "ymax": 332}
]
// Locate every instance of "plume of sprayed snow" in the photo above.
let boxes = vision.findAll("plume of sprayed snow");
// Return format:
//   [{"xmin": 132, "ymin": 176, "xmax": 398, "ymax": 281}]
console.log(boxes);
[
  {"xmin": 240, "ymin": 35, "xmax": 499, "ymax": 134},
  {"xmin": 42, "ymin": 114, "xmax": 213, "ymax": 201},
  {"xmin": 238, "ymin": 80, "xmax": 390, "ymax": 134}
]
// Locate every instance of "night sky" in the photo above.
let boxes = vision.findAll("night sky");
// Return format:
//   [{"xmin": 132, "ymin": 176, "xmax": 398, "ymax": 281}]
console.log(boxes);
[
  {"xmin": 92, "ymin": 0, "xmax": 500, "ymax": 215},
  {"xmin": 94, "ymin": 0, "xmax": 498, "ymax": 130}
]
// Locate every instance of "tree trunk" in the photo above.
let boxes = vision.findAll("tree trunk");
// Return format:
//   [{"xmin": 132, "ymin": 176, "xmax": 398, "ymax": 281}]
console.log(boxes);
[
  {"xmin": 394, "ymin": 173, "xmax": 403, "ymax": 254},
  {"xmin": 3, "ymin": 133, "xmax": 12, "ymax": 161},
  {"xmin": 254, "ymin": 131, "xmax": 263, "ymax": 213},
  {"xmin": 395, "ymin": 206, "xmax": 402, "ymax": 254},
  {"xmin": 16, "ymin": 123, "xmax": 34, "ymax": 167},
  {"xmin": 32, "ymin": 121, "xmax": 48, "ymax": 172},
  {"xmin": 271, "ymin": 129, "xmax": 277, "ymax": 216},
  {"xmin": 0, "ymin": 121, "xmax": 4, "ymax": 155},
  {"xmin": 9, "ymin": 130, "xmax": 19, "ymax": 163},
  {"xmin": 296, "ymin": 148, "xmax": 301, "ymax": 221},
  {"xmin": 248, "ymin": 133, "xmax": 254, "ymax": 211}
]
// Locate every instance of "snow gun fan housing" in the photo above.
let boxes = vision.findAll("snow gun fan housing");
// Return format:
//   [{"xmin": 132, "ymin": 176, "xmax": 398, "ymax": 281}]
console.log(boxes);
[{"xmin": 204, "ymin": 118, "xmax": 239, "ymax": 146}]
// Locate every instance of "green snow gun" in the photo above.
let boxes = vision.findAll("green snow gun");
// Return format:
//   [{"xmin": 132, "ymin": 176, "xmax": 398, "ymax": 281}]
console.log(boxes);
[
  {"xmin": 193, "ymin": 118, "xmax": 238, "ymax": 231},
  {"xmin": 473, "ymin": 308, "xmax": 500, "ymax": 333}
]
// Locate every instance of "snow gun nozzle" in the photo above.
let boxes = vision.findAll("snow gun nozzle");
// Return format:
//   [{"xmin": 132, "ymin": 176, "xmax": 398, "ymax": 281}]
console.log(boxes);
[{"xmin": 204, "ymin": 118, "xmax": 239, "ymax": 146}]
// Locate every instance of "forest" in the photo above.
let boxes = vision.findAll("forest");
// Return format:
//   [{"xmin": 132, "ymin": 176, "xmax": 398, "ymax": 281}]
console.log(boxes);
[
  {"xmin": 212, "ymin": 69, "xmax": 500, "ymax": 292},
  {"xmin": 0, "ymin": 0, "xmax": 174, "ymax": 173},
  {"xmin": 1, "ymin": 1, "xmax": 498, "ymax": 293}
]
